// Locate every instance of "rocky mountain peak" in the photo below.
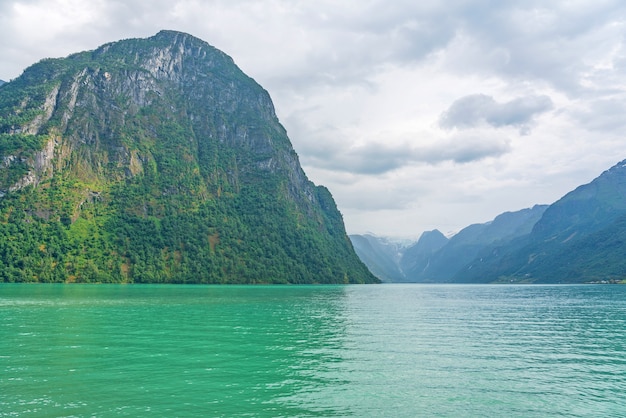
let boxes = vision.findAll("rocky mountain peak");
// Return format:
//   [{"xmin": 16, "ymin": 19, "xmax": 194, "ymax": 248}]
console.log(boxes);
[{"xmin": 93, "ymin": 30, "xmax": 235, "ymax": 84}]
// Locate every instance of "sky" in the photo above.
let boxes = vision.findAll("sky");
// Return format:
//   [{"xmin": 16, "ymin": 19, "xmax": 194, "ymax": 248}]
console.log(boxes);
[{"xmin": 1, "ymin": 0, "xmax": 626, "ymax": 239}]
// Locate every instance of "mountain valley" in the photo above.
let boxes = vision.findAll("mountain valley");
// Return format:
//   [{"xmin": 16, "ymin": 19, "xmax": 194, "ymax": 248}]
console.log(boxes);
[{"xmin": 352, "ymin": 160, "xmax": 626, "ymax": 283}]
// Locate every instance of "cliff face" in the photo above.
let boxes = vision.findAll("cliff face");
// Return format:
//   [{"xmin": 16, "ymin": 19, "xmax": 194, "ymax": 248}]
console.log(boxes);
[
  {"xmin": 0, "ymin": 30, "xmax": 377, "ymax": 284},
  {"xmin": 2, "ymin": 31, "xmax": 304, "ymax": 201}
]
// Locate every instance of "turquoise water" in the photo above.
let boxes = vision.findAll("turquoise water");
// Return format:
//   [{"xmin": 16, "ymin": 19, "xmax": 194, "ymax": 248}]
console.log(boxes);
[{"xmin": 1, "ymin": 284, "xmax": 626, "ymax": 417}]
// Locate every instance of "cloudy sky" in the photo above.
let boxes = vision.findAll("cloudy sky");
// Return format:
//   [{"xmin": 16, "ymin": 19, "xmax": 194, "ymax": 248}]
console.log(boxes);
[{"xmin": 2, "ymin": 0, "xmax": 626, "ymax": 238}]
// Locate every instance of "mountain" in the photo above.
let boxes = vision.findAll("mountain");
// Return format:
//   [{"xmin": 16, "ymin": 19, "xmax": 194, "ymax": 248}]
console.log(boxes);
[
  {"xmin": 460, "ymin": 160, "xmax": 626, "ymax": 283},
  {"xmin": 402, "ymin": 205, "xmax": 548, "ymax": 282},
  {"xmin": 0, "ymin": 30, "xmax": 377, "ymax": 284},
  {"xmin": 0, "ymin": 80, "xmax": 5, "ymax": 87},
  {"xmin": 399, "ymin": 230, "xmax": 448, "ymax": 280},
  {"xmin": 350, "ymin": 160, "xmax": 626, "ymax": 283},
  {"xmin": 349, "ymin": 234, "xmax": 407, "ymax": 282},
  {"xmin": 350, "ymin": 206, "xmax": 546, "ymax": 283}
]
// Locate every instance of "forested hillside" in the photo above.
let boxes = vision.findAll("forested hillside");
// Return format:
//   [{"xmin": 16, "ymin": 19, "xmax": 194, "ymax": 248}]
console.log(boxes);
[{"xmin": 0, "ymin": 31, "xmax": 377, "ymax": 284}]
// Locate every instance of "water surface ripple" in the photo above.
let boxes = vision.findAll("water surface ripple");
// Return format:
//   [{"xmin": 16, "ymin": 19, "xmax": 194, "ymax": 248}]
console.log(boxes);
[{"xmin": 1, "ymin": 284, "xmax": 625, "ymax": 417}]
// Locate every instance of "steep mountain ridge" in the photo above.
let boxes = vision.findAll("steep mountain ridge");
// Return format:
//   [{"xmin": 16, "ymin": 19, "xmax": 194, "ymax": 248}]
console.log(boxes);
[
  {"xmin": 460, "ymin": 159, "xmax": 626, "ymax": 282},
  {"xmin": 531, "ymin": 160, "xmax": 626, "ymax": 241},
  {"xmin": 0, "ymin": 31, "xmax": 377, "ymax": 284}
]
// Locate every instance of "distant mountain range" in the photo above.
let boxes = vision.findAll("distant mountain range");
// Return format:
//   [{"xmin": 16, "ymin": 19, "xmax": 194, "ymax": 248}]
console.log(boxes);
[{"xmin": 352, "ymin": 159, "xmax": 626, "ymax": 283}]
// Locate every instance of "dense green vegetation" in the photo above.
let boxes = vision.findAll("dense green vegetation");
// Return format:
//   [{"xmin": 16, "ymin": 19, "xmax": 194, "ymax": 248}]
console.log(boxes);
[
  {"xmin": 0, "ymin": 31, "xmax": 377, "ymax": 284},
  {"xmin": 0, "ymin": 176, "xmax": 371, "ymax": 284}
]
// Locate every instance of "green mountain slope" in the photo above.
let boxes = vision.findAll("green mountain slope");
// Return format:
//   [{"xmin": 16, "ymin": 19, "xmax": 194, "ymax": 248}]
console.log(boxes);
[
  {"xmin": 0, "ymin": 30, "xmax": 377, "ymax": 284},
  {"xmin": 460, "ymin": 160, "xmax": 626, "ymax": 283}
]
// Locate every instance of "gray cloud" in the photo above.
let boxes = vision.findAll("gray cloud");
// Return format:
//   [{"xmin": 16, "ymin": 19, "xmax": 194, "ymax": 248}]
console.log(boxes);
[
  {"xmin": 439, "ymin": 94, "xmax": 553, "ymax": 133},
  {"xmin": 570, "ymin": 97, "xmax": 626, "ymax": 132},
  {"xmin": 301, "ymin": 134, "xmax": 512, "ymax": 175},
  {"xmin": 433, "ymin": 1, "xmax": 626, "ymax": 95},
  {"xmin": 2, "ymin": 1, "xmax": 625, "ymax": 98},
  {"xmin": 253, "ymin": 1, "xmax": 626, "ymax": 96}
]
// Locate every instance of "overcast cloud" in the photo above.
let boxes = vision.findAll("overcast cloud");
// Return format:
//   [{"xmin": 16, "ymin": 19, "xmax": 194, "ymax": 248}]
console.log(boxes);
[
  {"xmin": 1, "ymin": 0, "xmax": 626, "ymax": 238},
  {"xmin": 439, "ymin": 94, "xmax": 553, "ymax": 134}
]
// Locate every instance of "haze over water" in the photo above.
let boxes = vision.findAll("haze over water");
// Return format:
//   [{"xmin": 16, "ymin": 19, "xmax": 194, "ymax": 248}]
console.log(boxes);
[{"xmin": 2, "ymin": 284, "xmax": 625, "ymax": 417}]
